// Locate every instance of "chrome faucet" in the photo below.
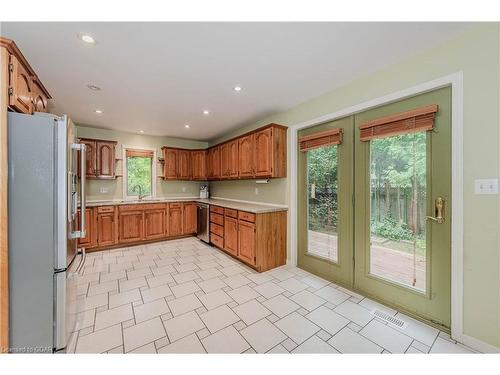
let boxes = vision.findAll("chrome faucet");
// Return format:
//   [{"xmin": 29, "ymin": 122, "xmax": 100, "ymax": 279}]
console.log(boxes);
[{"xmin": 133, "ymin": 185, "xmax": 145, "ymax": 201}]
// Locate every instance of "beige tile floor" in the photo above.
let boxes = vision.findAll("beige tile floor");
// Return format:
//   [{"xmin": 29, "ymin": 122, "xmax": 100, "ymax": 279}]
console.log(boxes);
[{"xmin": 67, "ymin": 238, "xmax": 476, "ymax": 354}]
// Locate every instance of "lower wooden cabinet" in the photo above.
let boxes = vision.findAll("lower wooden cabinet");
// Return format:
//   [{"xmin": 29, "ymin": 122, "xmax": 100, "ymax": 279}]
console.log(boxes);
[
  {"xmin": 77, "ymin": 208, "xmax": 96, "ymax": 249},
  {"xmin": 97, "ymin": 209, "xmax": 116, "ymax": 247},
  {"xmin": 118, "ymin": 209, "xmax": 144, "ymax": 243},
  {"xmin": 224, "ymin": 216, "xmax": 238, "ymax": 256},
  {"xmin": 183, "ymin": 202, "xmax": 197, "ymax": 234},
  {"xmin": 215, "ymin": 209, "xmax": 287, "ymax": 272},
  {"xmin": 145, "ymin": 207, "xmax": 166, "ymax": 240},
  {"xmin": 169, "ymin": 203, "xmax": 183, "ymax": 236},
  {"xmin": 237, "ymin": 220, "xmax": 256, "ymax": 265}
]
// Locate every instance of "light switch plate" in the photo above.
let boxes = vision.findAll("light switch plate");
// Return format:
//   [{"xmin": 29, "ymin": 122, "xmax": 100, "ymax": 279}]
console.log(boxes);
[{"xmin": 474, "ymin": 178, "xmax": 498, "ymax": 195}]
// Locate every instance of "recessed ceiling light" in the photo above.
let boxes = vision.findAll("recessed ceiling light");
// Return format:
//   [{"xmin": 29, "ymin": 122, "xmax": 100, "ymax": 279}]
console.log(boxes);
[
  {"xmin": 203, "ymin": 110, "xmax": 210, "ymax": 115},
  {"xmin": 139, "ymin": 130, "xmax": 144, "ymax": 133},
  {"xmin": 95, "ymin": 109, "xmax": 103, "ymax": 114},
  {"xmin": 80, "ymin": 34, "xmax": 96, "ymax": 44},
  {"xmin": 87, "ymin": 84, "xmax": 101, "ymax": 91},
  {"xmin": 233, "ymin": 86, "xmax": 242, "ymax": 92},
  {"xmin": 184, "ymin": 124, "xmax": 190, "ymax": 129}
]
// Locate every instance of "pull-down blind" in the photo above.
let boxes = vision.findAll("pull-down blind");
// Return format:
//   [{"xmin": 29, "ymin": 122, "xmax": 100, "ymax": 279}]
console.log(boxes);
[
  {"xmin": 126, "ymin": 149, "xmax": 154, "ymax": 158},
  {"xmin": 299, "ymin": 128, "xmax": 343, "ymax": 152},
  {"xmin": 359, "ymin": 104, "xmax": 438, "ymax": 141}
]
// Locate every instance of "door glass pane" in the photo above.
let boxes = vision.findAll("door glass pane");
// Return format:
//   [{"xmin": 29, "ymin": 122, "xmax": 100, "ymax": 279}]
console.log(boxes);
[
  {"xmin": 127, "ymin": 156, "xmax": 152, "ymax": 196},
  {"xmin": 369, "ymin": 132, "xmax": 427, "ymax": 291},
  {"xmin": 307, "ymin": 145, "xmax": 338, "ymax": 262}
]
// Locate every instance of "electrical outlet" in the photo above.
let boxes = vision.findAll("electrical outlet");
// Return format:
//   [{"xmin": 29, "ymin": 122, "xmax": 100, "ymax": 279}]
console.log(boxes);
[
  {"xmin": 255, "ymin": 187, "xmax": 259, "ymax": 195},
  {"xmin": 182, "ymin": 186, "xmax": 186, "ymax": 193},
  {"xmin": 474, "ymin": 178, "xmax": 498, "ymax": 195},
  {"xmin": 100, "ymin": 187, "xmax": 109, "ymax": 194}
]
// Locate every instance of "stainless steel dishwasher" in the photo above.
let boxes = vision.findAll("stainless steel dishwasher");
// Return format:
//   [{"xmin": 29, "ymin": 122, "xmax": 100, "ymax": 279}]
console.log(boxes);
[{"xmin": 197, "ymin": 203, "xmax": 209, "ymax": 243}]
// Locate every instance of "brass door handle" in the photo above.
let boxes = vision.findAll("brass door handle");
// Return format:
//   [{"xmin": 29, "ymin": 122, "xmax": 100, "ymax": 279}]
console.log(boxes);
[{"xmin": 426, "ymin": 197, "xmax": 445, "ymax": 224}]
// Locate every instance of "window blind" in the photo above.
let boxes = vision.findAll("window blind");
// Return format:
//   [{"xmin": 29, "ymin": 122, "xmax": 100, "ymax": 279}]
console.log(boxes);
[
  {"xmin": 126, "ymin": 149, "xmax": 154, "ymax": 158},
  {"xmin": 359, "ymin": 104, "xmax": 438, "ymax": 141},
  {"xmin": 299, "ymin": 128, "xmax": 343, "ymax": 152}
]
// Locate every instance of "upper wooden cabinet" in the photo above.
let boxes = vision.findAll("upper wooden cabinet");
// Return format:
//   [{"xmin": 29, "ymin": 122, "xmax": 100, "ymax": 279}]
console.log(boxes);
[
  {"xmin": 191, "ymin": 150, "xmax": 207, "ymax": 180},
  {"xmin": 238, "ymin": 134, "xmax": 254, "ymax": 178},
  {"xmin": 164, "ymin": 148, "xmax": 178, "ymax": 180},
  {"xmin": 178, "ymin": 150, "xmax": 191, "ymax": 180},
  {"xmin": 1, "ymin": 37, "xmax": 51, "ymax": 114},
  {"xmin": 78, "ymin": 138, "xmax": 117, "ymax": 179},
  {"xmin": 160, "ymin": 124, "xmax": 287, "ymax": 182}
]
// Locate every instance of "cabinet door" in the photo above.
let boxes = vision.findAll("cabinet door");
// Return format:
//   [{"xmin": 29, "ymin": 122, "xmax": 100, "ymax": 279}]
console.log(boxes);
[
  {"xmin": 220, "ymin": 143, "xmax": 230, "ymax": 178},
  {"xmin": 169, "ymin": 204, "xmax": 183, "ymax": 236},
  {"xmin": 164, "ymin": 148, "xmax": 178, "ymax": 179},
  {"xmin": 178, "ymin": 150, "xmax": 191, "ymax": 180},
  {"xmin": 96, "ymin": 141, "xmax": 116, "ymax": 178},
  {"xmin": 211, "ymin": 146, "xmax": 221, "ymax": 179},
  {"xmin": 199, "ymin": 150, "xmax": 207, "ymax": 180},
  {"xmin": 78, "ymin": 139, "xmax": 96, "ymax": 177},
  {"xmin": 97, "ymin": 212, "xmax": 116, "ymax": 247},
  {"xmin": 8, "ymin": 54, "xmax": 32, "ymax": 114},
  {"xmin": 119, "ymin": 211, "xmax": 144, "ymax": 243},
  {"xmin": 238, "ymin": 135, "xmax": 254, "ymax": 178},
  {"xmin": 145, "ymin": 209, "xmax": 166, "ymax": 240},
  {"xmin": 77, "ymin": 208, "xmax": 96, "ymax": 248},
  {"xmin": 31, "ymin": 78, "xmax": 48, "ymax": 113},
  {"xmin": 228, "ymin": 140, "xmax": 239, "ymax": 178},
  {"xmin": 183, "ymin": 202, "xmax": 197, "ymax": 234},
  {"xmin": 254, "ymin": 128, "xmax": 273, "ymax": 177},
  {"xmin": 238, "ymin": 220, "xmax": 256, "ymax": 265},
  {"xmin": 192, "ymin": 150, "xmax": 207, "ymax": 180},
  {"xmin": 224, "ymin": 216, "xmax": 238, "ymax": 256}
]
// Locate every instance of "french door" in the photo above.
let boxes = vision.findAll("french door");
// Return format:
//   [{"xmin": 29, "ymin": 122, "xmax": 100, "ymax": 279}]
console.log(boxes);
[{"xmin": 297, "ymin": 87, "xmax": 452, "ymax": 329}]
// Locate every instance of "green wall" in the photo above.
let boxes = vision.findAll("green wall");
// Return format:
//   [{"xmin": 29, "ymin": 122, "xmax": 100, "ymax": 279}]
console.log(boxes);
[
  {"xmin": 75, "ymin": 125, "xmax": 208, "ymax": 201},
  {"xmin": 210, "ymin": 24, "xmax": 500, "ymax": 348}
]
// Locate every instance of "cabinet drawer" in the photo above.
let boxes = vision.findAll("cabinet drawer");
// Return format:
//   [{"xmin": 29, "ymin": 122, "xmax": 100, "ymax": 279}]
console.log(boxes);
[
  {"xmin": 119, "ymin": 204, "xmax": 144, "ymax": 212},
  {"xmin": 210, "ymin": 213, "xmax": 224, "ymax": 226},
  {"xmin": 97, "ymin": 206, "xmax": 115, "ymax": 213},
  {"xmin": 224, "ymin": 208, "xmax": 238, "ymax": 218},
  {"xmin": 210, "ymin": 222, "xmax": 224, "ymax": 237},
  {"xmin": 210, "ymin": 233, "xmax": 224, "ymax": 248},
  {"xmin": 169, "ymin": 202, "xmax": 182, "ymax": 209},
  {"xmin": 238, "ymin": 211, "xmax": 256, "ymax": 223},
  {"xmin": 210, "ymin": 205, "xmax": 224, "ymax": 215},
  {"xmin": 143, "ymin": 203, "xmax": 167, "ymax": 210}
]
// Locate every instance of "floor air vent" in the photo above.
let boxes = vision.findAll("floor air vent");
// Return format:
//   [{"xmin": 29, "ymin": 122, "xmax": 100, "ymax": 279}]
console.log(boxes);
[{"xmin": 371, "ymin": 309, "xmax": 408, "ymax": 329}]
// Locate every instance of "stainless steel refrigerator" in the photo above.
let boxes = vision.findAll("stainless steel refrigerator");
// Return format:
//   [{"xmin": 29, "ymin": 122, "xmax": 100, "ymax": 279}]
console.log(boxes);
[{"xmin": 8, "ymin": 111, "xmax": 87, "ymax": 352}]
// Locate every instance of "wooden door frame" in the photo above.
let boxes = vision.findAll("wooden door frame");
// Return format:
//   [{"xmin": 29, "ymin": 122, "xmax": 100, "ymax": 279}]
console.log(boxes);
[{"xmin": 288, "ymin": 72, "xmax": 475, "ymax": 349}]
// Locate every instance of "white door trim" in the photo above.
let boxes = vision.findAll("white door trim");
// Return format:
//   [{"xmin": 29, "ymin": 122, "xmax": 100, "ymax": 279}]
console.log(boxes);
[{"xmin": 288, "ymin": 72, "xmax": 467, "ymax": 346}]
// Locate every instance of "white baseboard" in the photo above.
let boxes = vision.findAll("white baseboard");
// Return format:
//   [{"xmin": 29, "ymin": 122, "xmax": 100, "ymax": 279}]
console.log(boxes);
[{"xmin": 459, "ymin": 334, "xmax": 500, "ymax": 353}]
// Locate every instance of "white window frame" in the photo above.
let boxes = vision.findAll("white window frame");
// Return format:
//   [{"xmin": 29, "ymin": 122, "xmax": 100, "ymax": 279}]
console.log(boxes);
[{"xmin": 122, "ymin": 145, "xmax": 157, "ymax": 200}]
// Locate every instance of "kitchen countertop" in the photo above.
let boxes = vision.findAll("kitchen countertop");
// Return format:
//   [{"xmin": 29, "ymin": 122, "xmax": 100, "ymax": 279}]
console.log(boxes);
[{"xmin": 81, "ymin": 197, "xmax": 288, "ymax": 213}]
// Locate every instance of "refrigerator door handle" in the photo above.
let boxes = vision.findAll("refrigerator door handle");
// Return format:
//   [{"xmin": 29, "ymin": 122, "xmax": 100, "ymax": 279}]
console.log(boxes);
[{"xmin": 69, "ymin": 143, "xmax": 86, "ymax": 239}]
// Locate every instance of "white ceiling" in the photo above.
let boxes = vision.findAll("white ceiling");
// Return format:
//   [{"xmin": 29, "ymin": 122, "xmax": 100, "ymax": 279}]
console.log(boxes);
[{"xmin": 2, "ymin": 22, "xmax": 471, "ymax": 141}]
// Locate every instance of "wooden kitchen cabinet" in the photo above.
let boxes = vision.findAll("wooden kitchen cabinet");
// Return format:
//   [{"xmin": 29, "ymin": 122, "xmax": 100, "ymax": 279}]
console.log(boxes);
[
  {"xmin": 220, "ymin": 142, "xmax": 230, "ymax": 178},
  {"xmin": 169, "ymin": 203, "xmax": 183, "ymax": 236},
  {"xmin": 1, "ymin": 37, "xmax": 51, "ymax": 114},
  {"xmin": 96, "ymin": 141, "xmax": 117, "ymax": 179},
  {"xmin": 238, "ymin": 134, "xmax": 254, "ymax": 178},
  {"xmin": 209, "ymin": 146, "xmax": 221, "ymax": 179},
  {"xmin": 237, "ymin": 219, "xmax": 256, "ymax": 265},
  {"xmin": 118, "ymin": 208, "xmax": 144, "ymax": 243},
  {"xmin": 254, "ymin": 125, "xmax": 287, "ymax": 178},
  {"xmin": 191, "ymin": 150, "xmax": 207, "ymax": 180},
  {"xmin": 221, "ymin": 140, "xmax": 238, "ymax": 179},
  {"xmin": 77, "ymin": 208, "xmax": 96, "ymax": 249},
  {"xmin": 178, "ymin": 150, "xmax": 191, "ymax": 180},
  {"xmin": 144, "ymin": 205, "xmax": 166, "ymax": 240},
  {"xmin": 224, "ymin": 216, "xmax": 238, "ymax": 256},
  {"xmin": 96, "ymin": 207, "xmax": 116, "ymax": 247},
  {"xmin": 183, "ymin": 202, "xmax": 197, "ymax": 234},
  {"xmin": 78, "ymin": 138, "xmax": 117, "ymax": 179},
  {"xmin": 163, "ymin": 148, "xmax": 178, "ymax": 180}
]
